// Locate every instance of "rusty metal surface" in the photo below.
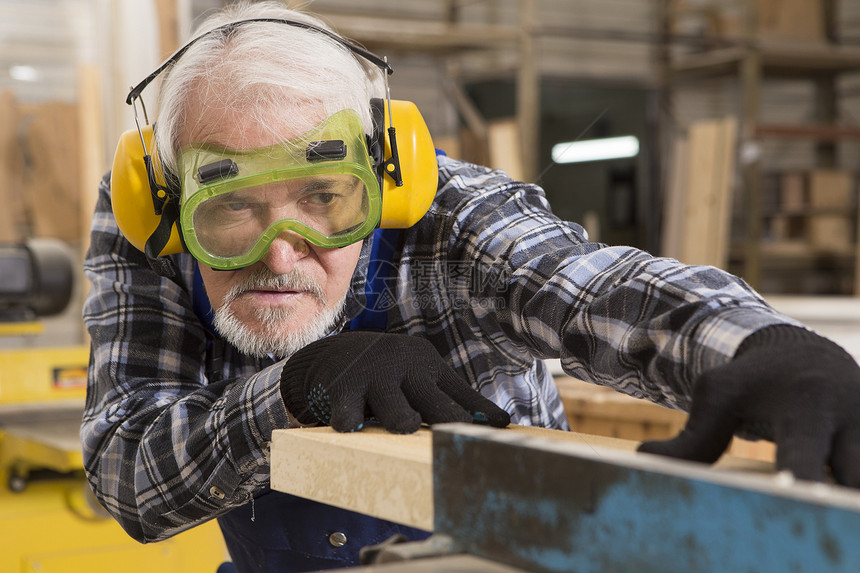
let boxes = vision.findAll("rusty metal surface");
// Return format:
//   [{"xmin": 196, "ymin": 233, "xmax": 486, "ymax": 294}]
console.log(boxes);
[{"xmin": 432, "ymin": 423, "xmax": 860, "ymax": 573}]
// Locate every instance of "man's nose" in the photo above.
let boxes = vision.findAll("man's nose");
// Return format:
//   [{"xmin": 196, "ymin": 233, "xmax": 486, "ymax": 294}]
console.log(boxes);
[{"xmin": 260, "ymin": 231, "xmax": 310, "ymax": 274}]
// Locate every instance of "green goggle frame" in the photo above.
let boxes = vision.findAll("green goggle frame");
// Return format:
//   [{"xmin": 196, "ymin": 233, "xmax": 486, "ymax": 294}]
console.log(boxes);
[{"xmin": 178, "ymin": 109, "xmax": 381, "ymax": 270}]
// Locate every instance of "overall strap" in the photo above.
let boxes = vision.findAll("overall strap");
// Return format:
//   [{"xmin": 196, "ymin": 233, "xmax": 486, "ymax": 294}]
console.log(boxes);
[
  {"xmin": 192, "ymin": 261, "xmax": 216, "ymax": 332},
  {"xmin": 349, "ymin": 227, "xmax": 401, "ymax": 331}
]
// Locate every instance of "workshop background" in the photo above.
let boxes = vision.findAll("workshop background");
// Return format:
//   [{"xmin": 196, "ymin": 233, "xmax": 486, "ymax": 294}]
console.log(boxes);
[{"xmin": 2, "ymin": 0, "xmax": 860, "ymax": 571}]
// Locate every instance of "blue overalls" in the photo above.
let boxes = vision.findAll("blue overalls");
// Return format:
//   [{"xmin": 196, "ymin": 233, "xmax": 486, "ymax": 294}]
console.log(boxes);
[
  {"xmin": 217, "ymin": 490, "xmax": 430, "ymax": 572},
  {"xmin": 194, "ymin": 228, "xmax": 431, "ymax": 572}
]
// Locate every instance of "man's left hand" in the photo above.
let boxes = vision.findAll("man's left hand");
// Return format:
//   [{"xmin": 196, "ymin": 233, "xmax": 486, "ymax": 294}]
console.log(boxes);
[{"xmin": 638, "ymin": 325, "xmax": 860, "ymax": 487}]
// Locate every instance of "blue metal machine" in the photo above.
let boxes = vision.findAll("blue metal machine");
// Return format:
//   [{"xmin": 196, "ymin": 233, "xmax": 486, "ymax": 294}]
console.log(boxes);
[
  {"xmin": 431, "ymin": 424, "xmax": 860, "ymax": 573},
  {"xmin": 356, "ymin": 423, "xmax": 860, "ymax": 572}
]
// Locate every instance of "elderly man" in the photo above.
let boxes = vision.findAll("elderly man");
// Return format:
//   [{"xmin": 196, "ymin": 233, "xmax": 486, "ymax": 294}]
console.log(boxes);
[{"xmin": 83, "ymin": 2, "xmax": 860, "ymax": 572}]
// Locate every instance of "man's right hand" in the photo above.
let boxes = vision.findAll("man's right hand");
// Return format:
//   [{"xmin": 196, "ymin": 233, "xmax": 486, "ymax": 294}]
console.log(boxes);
[{"xmin": 280, "ymin": 330, "xmax": 511, "ymax": 433}]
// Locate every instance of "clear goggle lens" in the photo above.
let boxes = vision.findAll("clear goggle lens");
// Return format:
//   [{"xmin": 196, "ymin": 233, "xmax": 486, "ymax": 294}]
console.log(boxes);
[
  {"xmin": 192, "ymin": 174, "xmax": 372, "ymax": 257},
  {"xmin": 178, "ymin": 109, "xmax": 380, "ymax": 269}
]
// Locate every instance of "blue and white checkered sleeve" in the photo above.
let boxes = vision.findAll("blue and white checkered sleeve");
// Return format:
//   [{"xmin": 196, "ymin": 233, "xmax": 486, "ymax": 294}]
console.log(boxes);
[
  {"xmin": 81, "ymin": 173, "xmax": 290, "ymax": 542},
  {"xmin": 442, "ymin": 164, "xmax": 798, "ymax": 412}
]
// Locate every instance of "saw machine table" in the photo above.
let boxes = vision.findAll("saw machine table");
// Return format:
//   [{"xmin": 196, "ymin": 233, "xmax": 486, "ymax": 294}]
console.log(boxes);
[{"xmin": 272, "ymin": 423, "xmax": 860, "ymax": 573}]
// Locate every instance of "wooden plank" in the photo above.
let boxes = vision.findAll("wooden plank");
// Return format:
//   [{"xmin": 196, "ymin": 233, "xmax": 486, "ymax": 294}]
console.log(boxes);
[
  {"xmin": 672, "ymin": 44, "xmax": 860, "ymax": 79},
  {"xmin": 516, "ymin": 0, "xmax": 538, "ymax": 183},
  {"xmin": 677, "ymin": 116, "xmax": 737, "ymax": 269},
  {"xmin": 710, "ymin": 116, "xmax": 738, "ymax": 267},
  {"xmin": 78, "ymin": 64, "xmax": 105, "ymax": 255},
  {"xmin": 660, "ymin": 132, "xmax": 689, "ymax": 260},
  {"xmin": 272, "ymin": 425, "xmax": 435, "ymax": 531},
  {"xmin": 757, "ymin": 0, "xmax": 824, "ymax": 43},
  {"xmin": 323, "ymin": 13, "xmax": 519, "ymax": 53},
  {"xmin": 487, "ymin": 118, "xmax": 524, "ymax": 181},
  {"xmin": 270, "ymin": 423, "xmax": 774, "ymax": 531},
  {"xmin": 809, "ymin": 169, "xmax": 853, "ymax": 209},
  {"xmin": 458, "ymin": 126, "xmax": 490, "ymax": 167},
  {"xmin": 755, "ymin": 123, "xmax": 860, "ymax": 140},
  {"xmin": 0, "ymin": 419, "xmax": 84, "ymax": 473},
  {"xmin": 809, "ymin": 215, "xmax": 853, "ymax": 255},
  {"xmin": 20, "ymin": 101, "xmax": 81, "ymax": 243},
  {"xmin": 556, "ymin": 376, "xmax": 775, "ymax": 462},
  {"xmin": 556, "ymin": 377, "xmax": 687, "ymax": 430},
  {"xmin": 856, "ymin": 193, "xmax": 860, "ymax": 296},
  {"xmin": 806, "ymin": 170, "xmax": 853, "ymax": 255},
  {"xmin": 433, "ymin": 135, "xmax": 461, "ymax": 160},
  {"xmin": 680, "ymin": 120, "xmax": 717, "ymax": 265},
  {"xmin": 780, "ymin": 171, "xmax": 806, "ymax": 213},
  {"xmin": 0, "ymin": 90, "xmax": 24, "ymax": 242},
  {"xmin": 77, "ymin": 64, "xmax": 105, "ymax": 342},
  {"xmin": 154, "ymin": 0, "xmax": 180, "ymax": 59},
  {"xmin": 704, "ymin": 1, "xmax": 827, "ymax": 45}
]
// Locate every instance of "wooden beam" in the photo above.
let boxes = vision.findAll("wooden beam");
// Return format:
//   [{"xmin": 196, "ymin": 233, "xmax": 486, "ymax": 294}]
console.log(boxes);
[
  {"xmin": 668, "ymin": 116, "xmax": 738, "ymax": 269},
  {"xmin": 77, "ymin": 64, "xmax": 104, "ymax": 343},
  {"xmin": 754, "ymin": 123, "xmax": 860, "ymax": 140},
  {"xmin": 78, "ymin": 64, "xmax": 104, "ymax": 254},
  {"xmin": 22, "ymin": 101, "xmax": 81, "ymax": 242},
  {"xmin": 270, "ymin": 424, "xmax": 773, "ymax": 531},
  {"xmin": 855, "ymin": 192, "xmax": 860, "ymax": 296},
  {"xmin": 323, "ymin": 13, "xmax": 518, "ymax": 53},
  {"xmin": 660, "ymin": 132, "xmax": 689, "ymax": 260},
  {"xmin": 487, "ymin": 118, "xmax": 525, "ymax": 181},
  {"xmin": 154, "ymin": 0, "xmax": 180, "ymax": 59},
  {"xmin": 271, "ymin": 425, "xmax": 435, "ymax": 531},
  {"xmin": 0, "ymin": 90, "xmax": 24, "ymax": 242},
  {"xmin": 671, "ymin": 44, "xmax": 860, "ymax": 80},
  {"xmin": 741, "ymin": 46, "xmax": 763, "ymax": 289},
  {"xmin": 441, "ymin": 76, "xmax": 488, "ymax": 141},
  {"xmin": 517, "ymin": 0, "xmax": 539, "ymax": 183}
]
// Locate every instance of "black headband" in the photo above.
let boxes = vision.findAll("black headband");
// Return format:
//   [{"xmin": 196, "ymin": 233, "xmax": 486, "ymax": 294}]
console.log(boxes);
[{"xmin": 126, "ymin": 17, "xmax": 393, "ymax": 105}]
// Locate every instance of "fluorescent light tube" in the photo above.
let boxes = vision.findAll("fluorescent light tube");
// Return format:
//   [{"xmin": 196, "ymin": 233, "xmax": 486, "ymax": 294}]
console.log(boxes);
[
  {"xmin": 552, "ymin": 135, "xmax": 639, "ymax": 164},
  {"xmin": 10, "ymin": 65, "xmax": 40, "ymax": 82}
]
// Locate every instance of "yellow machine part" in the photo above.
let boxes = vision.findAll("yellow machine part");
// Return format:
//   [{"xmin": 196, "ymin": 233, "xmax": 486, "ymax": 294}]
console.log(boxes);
[
  {"xmin": 0, "ymin": 471, "xmax": 228, "ymax": 572},
  {"xmin": 1, "ymin": 425, "xmax": 82, "ymax": 481},
  {"xmin": 0, "ymin": 346, "xmax": 89, "ymax": 407},
  {"xmin": 0, "ymin": 345, "xmax": 231, "ymax": 571},
  {"xmin": 0, "ymin": 322, "xmax": 44, "ymax": 336}
]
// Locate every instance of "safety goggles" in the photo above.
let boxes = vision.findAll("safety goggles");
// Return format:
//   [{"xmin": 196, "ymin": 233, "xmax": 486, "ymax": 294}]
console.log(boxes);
[{"xmin": 178, "ymin": 109, "xmax": 381, "ymax": 270}]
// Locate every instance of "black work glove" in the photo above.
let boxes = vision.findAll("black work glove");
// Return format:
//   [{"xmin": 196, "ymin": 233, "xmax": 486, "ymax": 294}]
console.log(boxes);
[
  {"xmin": 638, "ymin": 325, "xmax": 860, "ymax": 487},
  {"xmin": 280, "ymin": 330, "xmax": 511, "ymax": 434}
]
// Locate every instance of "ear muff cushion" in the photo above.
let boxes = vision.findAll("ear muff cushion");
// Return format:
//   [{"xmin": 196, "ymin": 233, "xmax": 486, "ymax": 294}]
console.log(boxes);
[
  {"xmin": 110, "ymin": 126, "xmax": 183, "ymax": 256},
  {"xmin": 379, "ymin": 100, "xmax": 438, "ymax": 229}
]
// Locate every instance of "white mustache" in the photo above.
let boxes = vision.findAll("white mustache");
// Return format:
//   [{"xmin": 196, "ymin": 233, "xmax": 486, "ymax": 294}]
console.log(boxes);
[{"xmin": 222, "ymin": 267, "xmax": 327, "ymax": 306}]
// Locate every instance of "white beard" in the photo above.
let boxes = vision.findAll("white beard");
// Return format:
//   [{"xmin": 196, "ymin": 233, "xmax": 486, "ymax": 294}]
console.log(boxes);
[{"xmin": 211, "ymin": 267, "xmax": 347, "ymax": 359}]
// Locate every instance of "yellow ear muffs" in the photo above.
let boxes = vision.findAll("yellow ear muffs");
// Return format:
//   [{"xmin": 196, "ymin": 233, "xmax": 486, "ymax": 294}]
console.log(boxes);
[
  {"xmin": 110, "ymin": 125, "xmax": 183, "ymax": 256},
  {"xmin": 378, "ymin": 100, "xmax": 438, "ymax": 229}
]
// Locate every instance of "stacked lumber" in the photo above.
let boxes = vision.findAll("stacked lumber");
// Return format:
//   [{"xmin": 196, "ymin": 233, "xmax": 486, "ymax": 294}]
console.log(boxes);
[
  {"xmin": 661, "ymin": 116, "xmax": 738, "ymax": 269},
  {"xmin": 0, "ymin": 91, "xmax": 83, "ymax": 244}
]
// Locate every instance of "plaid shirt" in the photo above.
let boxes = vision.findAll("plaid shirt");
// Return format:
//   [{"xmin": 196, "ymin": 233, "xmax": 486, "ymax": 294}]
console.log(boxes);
[{"xmin": 82, "ymin": 154, "xmax": 794, "ymax": 543}]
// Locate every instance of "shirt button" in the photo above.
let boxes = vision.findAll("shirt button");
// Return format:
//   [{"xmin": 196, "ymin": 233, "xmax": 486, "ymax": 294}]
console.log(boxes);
[
  {"xmin": 328, "ymin": 531, "xmax": 347, "ymax": 547},
  {"xmin": 209, "ymin": 486, "xmax": 226, "ymax": 500}
]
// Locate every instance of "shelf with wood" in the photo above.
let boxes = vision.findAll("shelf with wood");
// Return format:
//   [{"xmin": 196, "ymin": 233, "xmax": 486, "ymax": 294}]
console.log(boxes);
[
  {"xmin": 671, "ymin": 41, "xmax": 860, "ymax": 79},
  {"xmin": 661, "ymin": 0, "xmax": 860, "ymax": 295}
]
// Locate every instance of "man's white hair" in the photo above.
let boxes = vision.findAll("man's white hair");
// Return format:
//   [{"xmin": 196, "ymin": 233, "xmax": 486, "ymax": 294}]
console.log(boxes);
[{"xmin": 153, "ymin": 0, "xmax": 385, "ymax": 176}]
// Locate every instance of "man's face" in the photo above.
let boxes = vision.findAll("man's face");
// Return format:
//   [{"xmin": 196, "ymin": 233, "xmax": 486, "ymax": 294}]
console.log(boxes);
[{"xmin": 182, "ymin": 101, "xmax": 363, "ymax": 357}]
